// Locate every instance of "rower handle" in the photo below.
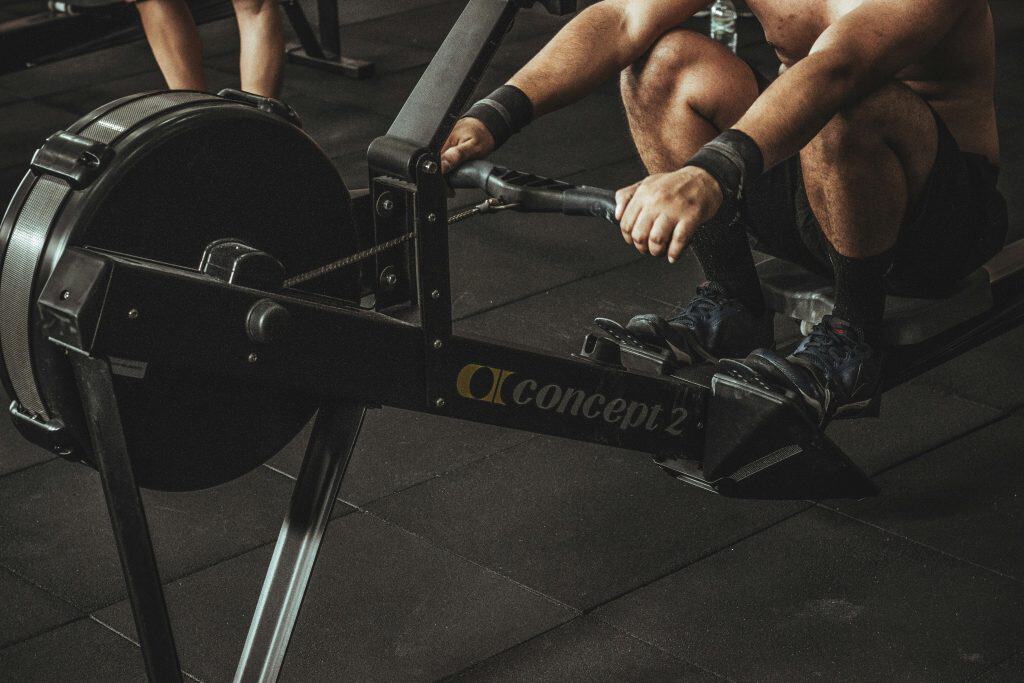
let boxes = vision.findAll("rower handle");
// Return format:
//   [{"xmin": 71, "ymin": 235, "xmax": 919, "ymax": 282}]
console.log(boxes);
[{"xmin": 449, "ymin": 160, "xmax": 617, "ymax": 225}]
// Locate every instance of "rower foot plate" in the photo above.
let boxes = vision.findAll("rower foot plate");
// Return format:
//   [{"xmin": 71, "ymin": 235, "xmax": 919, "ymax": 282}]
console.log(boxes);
[{"xmin": 659, "ymin": 363, "xmax": 876, "ymax": 500}]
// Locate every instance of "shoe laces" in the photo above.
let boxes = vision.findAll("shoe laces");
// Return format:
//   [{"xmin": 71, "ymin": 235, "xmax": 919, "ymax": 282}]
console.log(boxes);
[
  {"xmin": 795, "ymin": 316, "xmax": 870, "ymax": 376},
  {"xmin": 670, "ymin": 283, "xmax": 731, "ymax": 327}
]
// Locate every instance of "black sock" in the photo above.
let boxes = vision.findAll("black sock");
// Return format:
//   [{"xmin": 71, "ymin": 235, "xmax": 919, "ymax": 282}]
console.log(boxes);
[
  {"xmin": 690, "ymin": 212, "xmax": 765, "ymax": 315},
  {"xmin": 828, "ymin": 246, "xmax": 894, "ymax": 336}
]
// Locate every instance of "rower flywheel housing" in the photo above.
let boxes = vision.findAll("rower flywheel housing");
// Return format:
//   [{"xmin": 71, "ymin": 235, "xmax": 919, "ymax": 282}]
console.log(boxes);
[{"xmin": 0, "ymin": 91, "xmax": 360, "ymax": 490}]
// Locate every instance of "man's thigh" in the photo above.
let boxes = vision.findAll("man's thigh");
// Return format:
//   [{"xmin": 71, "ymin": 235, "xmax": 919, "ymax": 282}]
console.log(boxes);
[{"xmin": 737, "ymin": 81, "xmax": 1007, "ymax": 295}]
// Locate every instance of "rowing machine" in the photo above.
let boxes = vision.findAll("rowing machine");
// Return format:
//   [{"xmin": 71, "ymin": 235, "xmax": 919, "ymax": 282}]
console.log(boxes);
[{"xmin": 0, "ymin": 0, "xmax": 1019, "ymax": 678}]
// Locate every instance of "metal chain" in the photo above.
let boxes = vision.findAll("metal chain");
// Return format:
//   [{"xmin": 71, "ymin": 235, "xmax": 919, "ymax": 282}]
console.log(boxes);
[
  {"xmin": 283, "ymin": 232, "xmax": 416, "ymax": 288},
  {"xmin": 282, "ymin": 198, "xmax": 516, "ymax": 288}
]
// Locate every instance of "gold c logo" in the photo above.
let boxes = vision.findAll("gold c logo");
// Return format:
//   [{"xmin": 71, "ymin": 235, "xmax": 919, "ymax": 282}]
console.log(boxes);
[{"xmin": 456, "ymin": 364, "xmax": 515, "ymax": 405}]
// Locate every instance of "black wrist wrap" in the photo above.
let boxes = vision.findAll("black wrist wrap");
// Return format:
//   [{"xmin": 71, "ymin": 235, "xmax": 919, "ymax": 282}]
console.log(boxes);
[
  {"xmin": 462, "ymin": 84, "xmax": 534, "ymax": 149},
  {"xmin": 684, "ymin": 129, "xmax": 765, "ymax": 203}
]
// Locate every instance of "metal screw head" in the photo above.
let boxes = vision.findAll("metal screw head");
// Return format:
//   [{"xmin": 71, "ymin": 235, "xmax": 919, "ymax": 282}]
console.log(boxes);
[
  {"xmin": 61, "ymin": 290, "xmax": 71, "ymax": 300},
  {"xmin": 427, "ymin": 213, "xmax": 438, "ymax": 223},
  {"xmin": 430, "ymin": 289, "xmax": 441, "ymax": 300},
  {"xmin": 248, "ymin": 352, "xmax": 259, "ymax": 363},
  {"xmin": 128, "ymin": 309, "xmax": 140, "ymax": 320},
  {"xmin": 376, "ymin": 193, "xmax": 395, "ymax": 217},
  {"xmin": 420, "ymin": 159, "xmax": 439, "ymax": 175},
  {"xmin": 435, "ymin": 397, "xmax": 446, "ymax": 408},
  {"xmin": 433, "ymin": 339, "xmax": 443, "ymax": 350},
  {"xmin": 379, "ymin": 266, "xmax": 399, "ymax": 291}
]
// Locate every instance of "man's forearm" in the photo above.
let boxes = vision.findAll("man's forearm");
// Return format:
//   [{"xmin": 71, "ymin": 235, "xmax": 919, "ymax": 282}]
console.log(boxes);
[{"xmin": 732, "ymin": 51, "xmax": 877, "ymax": 170}]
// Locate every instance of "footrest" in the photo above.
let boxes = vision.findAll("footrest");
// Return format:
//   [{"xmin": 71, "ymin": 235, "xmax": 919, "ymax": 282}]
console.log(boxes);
[
  {"xmin": 588, "ymin": 318, "xmax": 681, "ymax": 375},
  {"xmin": 657, "ymin": 362, "xmax": 876, "ymax": 500}
]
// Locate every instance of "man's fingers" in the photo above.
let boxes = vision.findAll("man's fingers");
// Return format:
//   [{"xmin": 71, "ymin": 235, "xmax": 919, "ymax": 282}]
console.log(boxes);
[
  {"xmin": 630, "ymin": 207, "xmax": 655, "ymax": 255},
  {"xmin": 620, "ymin": 186, "xmax": 645, "ymax": 237},
  {"xmin": 648, "ymin": 214, "xmax": 674, "ymax": 257},
  {"xmin": 440, "ymin": 141, "xmax": 466, "ymax": 174},
  {"xmin": 615, "ymin": 183, "xmax": 639, "ymax": 223},
  {"xmin": 667, "ymin": 218, "xmax": 693, "ymax": 263}
]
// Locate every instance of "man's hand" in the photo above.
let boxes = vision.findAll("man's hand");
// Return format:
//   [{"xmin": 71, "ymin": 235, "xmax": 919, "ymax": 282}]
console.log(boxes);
[
  {"xmin": 615, "ymin": 167, "xmax": 724, "ymax": 263},
  {"xmin": 440, "ymin": 118, "xmax": 496, "ymax": 173}
]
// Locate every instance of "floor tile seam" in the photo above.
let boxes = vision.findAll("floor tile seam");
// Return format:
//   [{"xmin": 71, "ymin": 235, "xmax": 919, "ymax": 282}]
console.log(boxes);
[
  {"xmin": 83, "ymin": 528, "xmax": 316, "ymax": 618},
  {"xmin": 107, "ymin": 466, "xmax": 577, "ymax": 619},
  {"xmin": 0, "ymin": 454, "xmax": 58, "ymax": 482},
  {"xmin": 0, "ymin": 610, "xmax": 82, "ymax": 653},
  {"xmin": 28, "ymin": 64, "xmax": 157, "ymax": 104},
  {"xmin": 436, "ymin": 615, "xmax": 591, "ymax": 681},
  {"xmin": 259, "ymin": 431, "xmax": 540, "ymax": 508},
  {"xmin": 868, "ymin": 411, "xmax": 1013, "ymax": 479},
  {"xmin": 812, "ymin": 503, "xmax": 1023, "ymax": 584},
  {"xmin": 355, "ymin": 507, "xmax": 582, "ymax": 616},
  {"xmin": 0, "ymin": 561, "xmax": 87, "ymax": 622},
  {"xmin": 966, "ymin": 648, "xmax": 1023, "ymax": 680},
  {"xmin": 909, "ymin": 378, "xmax": 1020, "ymax": 415},
  {"xmin": 0, "ymin": 614, "xmax": 86, "ymax": 656},
  {"xmin": 453, "ymin": 257, "xmax": 646, "ymax": 324},
  {"xmin": 339, "ymin": 433, "xmax": 543, "ymax": 509},
  {"xmin": 577, "ymin": 503, "xmax": 815, "ymax": 617},
  {"xmin": 87, "ymin": 614, "xmax": 206, "ymax": 682},
  {"xmin": 589, "ymin": 614, "xmax": 736, "ymax": 682}
]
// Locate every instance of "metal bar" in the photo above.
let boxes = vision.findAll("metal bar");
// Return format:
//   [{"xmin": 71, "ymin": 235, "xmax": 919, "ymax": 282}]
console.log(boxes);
[
  {"xmin": 384, "ymin": 0, "xmax": 520, "ymax": 152},
  {"xmin": 317, "ymin": 0, "xmax": 340, "ymax": 57},
  {"xmin": 70, "ymin": 355, "xmax": 182, "ymax": 683},
  {"xmin": 280, "ymin": 0, "xmax": 326, "ymax": 59},
  {"xmin": 234, "ymin": 403, "xmax": 365, "ymax": 683},
  {"xmin": 413, "ymin": 153, "xmax": 453, "ymax": 406}
]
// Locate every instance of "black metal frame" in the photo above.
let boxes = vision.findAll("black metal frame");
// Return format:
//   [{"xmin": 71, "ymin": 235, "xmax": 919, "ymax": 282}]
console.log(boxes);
[
  {"xmin": 0, "ymin": 0, "xmax": 373, "ymax": 78},
  {"xmin": 18, "ymin": 0, "xmax": 1024, "ymax": 679}
]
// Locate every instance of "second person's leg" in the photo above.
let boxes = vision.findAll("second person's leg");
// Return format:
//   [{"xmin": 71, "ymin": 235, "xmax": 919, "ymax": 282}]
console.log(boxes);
[
  {"xmin": 233, "ymin": 0, "xmax": 285, "ymax": 97},
  {"xmin": 137, "ymin": 0, "xmax": 207, "ymax": 90}
]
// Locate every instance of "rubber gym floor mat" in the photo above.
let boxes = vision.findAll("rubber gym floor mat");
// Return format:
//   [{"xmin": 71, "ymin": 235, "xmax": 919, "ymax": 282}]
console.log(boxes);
[{"xmin": 93, "ymin": 512, "xmax": 576, "ymax": 681}]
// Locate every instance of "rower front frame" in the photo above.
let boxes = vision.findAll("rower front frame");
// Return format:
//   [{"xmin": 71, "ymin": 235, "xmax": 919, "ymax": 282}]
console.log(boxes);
[{"xmin": 41, "ymin": 249, "xmax": 710, "ymax": 461}]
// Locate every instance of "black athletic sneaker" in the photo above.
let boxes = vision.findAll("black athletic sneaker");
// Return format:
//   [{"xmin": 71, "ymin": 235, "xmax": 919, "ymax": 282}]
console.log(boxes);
[
  {"xmin": 626, "ymin": 282, "xmax": 774, "ymax": 363},
  {"xmin": 739, "ymin": 316, "xmax": 883, "ymax": 425}
]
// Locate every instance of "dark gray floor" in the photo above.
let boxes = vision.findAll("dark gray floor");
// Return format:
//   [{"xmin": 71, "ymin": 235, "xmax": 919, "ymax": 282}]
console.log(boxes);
[{"xmin": 0, "ymin": 1, "xmax": 1022, "ymax": 680}]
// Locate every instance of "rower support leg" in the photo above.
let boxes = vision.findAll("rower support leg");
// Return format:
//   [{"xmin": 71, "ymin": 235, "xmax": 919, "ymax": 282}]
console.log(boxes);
[
  {"xmin": 234, "ymin": 402, "xmax": 366, "ymax": 682},
  {"xmin": 71, "ymin": 355, "xmax": 182, "ymax": 683}
]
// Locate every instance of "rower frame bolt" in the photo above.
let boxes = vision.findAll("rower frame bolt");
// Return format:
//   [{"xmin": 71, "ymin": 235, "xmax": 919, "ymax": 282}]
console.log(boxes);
[
  {"xmin": 379, "ymin": 266, "xmax": 399, "ymax": 290},
  {"xmin": 433, "ymin": 339, "xmax": 443, "ymax": 349},
  {"xmin": 420, "ymin": 159, "xmax": 439, "ymax": 175},
  {"xmin": 427, "ymin": 213, "xmax": 438, "ymax": 223},
  {"xmin": 376, "ymin": 193, "xmax": 395, "ymax": 217},
  {"xmin": 430, "ymin": 289, "xmax": 441, "ymax": 300},
  {"xmin": 128, "ymin": 309, "xmax": 140, "ymax": 320},
  {"xmin": 61, "ymin": 290, "xmax": 71, "ymax": 300},
  {"xmin": 248, "ymin": 352, "xmax": 259, "ymax": 364},
  {"xmin": 435, "ymin": 397, "xmax": 446, "ymax": 408}
]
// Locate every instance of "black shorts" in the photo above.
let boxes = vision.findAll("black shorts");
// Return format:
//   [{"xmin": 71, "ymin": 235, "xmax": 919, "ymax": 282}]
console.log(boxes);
[{"xmin": 738, "ymin": 62, "xmax": 1009, "ymax": 297}]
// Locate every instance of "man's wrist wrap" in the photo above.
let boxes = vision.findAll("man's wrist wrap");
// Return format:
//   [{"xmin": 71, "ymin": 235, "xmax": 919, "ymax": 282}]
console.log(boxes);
[
  {"xmin": 462, "ymin": 85, "xmax": 534, "ymax": 149},
  {"xmin": 684, "ymin": 129, "xmax": 765, "ymax": 203}
]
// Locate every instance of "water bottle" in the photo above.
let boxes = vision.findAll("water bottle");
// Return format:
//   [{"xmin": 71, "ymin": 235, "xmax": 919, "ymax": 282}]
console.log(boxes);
[{"xmin": 709, "ymin": 0, "xmax": 738, "ymax": 53}]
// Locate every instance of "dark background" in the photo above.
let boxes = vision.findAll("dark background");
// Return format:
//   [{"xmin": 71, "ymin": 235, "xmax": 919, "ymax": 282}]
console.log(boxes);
[{"xmin": 0, "ymin": 1, "xmax": 1021, "ymax": 680}]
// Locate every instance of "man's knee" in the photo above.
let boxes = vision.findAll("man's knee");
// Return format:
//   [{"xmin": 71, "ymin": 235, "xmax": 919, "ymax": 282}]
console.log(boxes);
[
  {"xmin": 620, "ymin": 29, "xmax": 757, "ymax": 128},
  {"xmin": 808, "ymin": 83, "xmax": 936, "ymax": 159}
]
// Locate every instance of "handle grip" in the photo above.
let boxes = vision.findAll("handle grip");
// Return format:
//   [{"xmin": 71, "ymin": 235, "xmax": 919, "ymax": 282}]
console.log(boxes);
[{"xmin": 449, "ymin": 160, "xmax": 617, "ymax": 226}]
